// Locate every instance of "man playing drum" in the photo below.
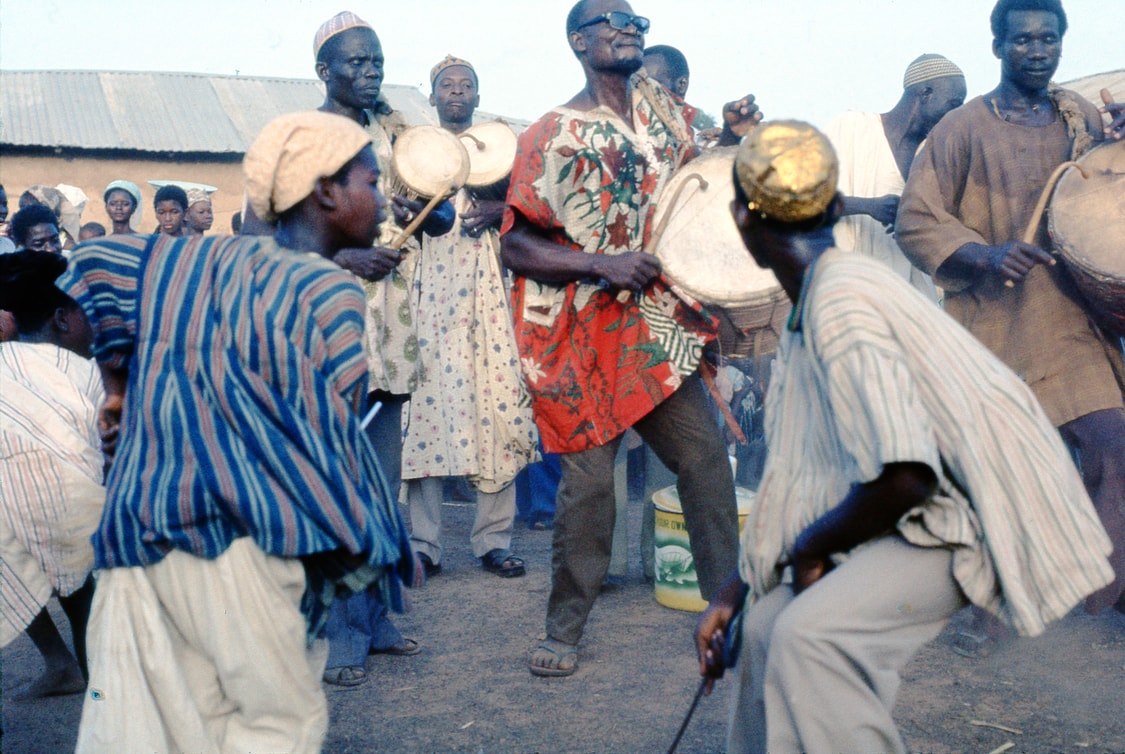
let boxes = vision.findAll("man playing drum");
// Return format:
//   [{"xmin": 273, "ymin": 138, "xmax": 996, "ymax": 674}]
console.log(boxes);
[
  {"xmin": 501, "ymin": 0, "xmax": 761, "ymax": 677},
  {"xmin": 898, "ymin": 0, "xmax": 1125, "ymax": 614},
  {"xmin": 402, "ymin": 56, "xmax": 538, "ymax": 580},
  {"xmin": 312, "ymin": 10, "xmax": 455, "ymax": 686}
]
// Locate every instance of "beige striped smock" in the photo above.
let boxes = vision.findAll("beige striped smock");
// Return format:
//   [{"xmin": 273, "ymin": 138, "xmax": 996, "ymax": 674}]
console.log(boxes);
[{"xmin": 739, "ymin": 250, "xmax": 1112, "ymax": 637}]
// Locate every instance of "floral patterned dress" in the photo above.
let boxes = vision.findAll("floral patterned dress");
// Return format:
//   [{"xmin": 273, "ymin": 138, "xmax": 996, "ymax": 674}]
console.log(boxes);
[
  {"xmin": 502, "ymin": 77, "xmax": 717, "ymax": 453},
  {"xmin": 401, "ymin": 190, "xmax": 538, "ymax": 492}
]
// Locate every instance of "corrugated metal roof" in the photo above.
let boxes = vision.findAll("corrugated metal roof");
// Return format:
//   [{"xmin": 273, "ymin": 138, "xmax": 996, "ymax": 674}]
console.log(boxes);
[
  {"xmin": 0, "ymin": 70, "xmax": 522, "ymax": 155},
  {"xmin": 1063, "ymin": 69, "xmax": 1125, "ymax": 106}
]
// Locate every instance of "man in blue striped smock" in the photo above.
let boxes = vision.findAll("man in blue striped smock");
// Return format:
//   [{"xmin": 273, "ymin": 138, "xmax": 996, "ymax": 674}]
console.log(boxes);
[
  {"xmin": 693, "ymin": 121, "xmax": 1113, "ymax": 754},
  {"xmin": 60, "ymin": 111, "xmax": 416, "ymax": 754}
]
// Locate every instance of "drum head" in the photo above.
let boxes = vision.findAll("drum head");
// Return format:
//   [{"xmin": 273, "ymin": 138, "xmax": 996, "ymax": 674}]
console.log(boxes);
[
  {"xmin": 460, "ymin": 121, "xmax": 517, "ymax": 188},
  {"xmin": 1049, "ymin": 142, "xmax": 1125, "ymax": 335},
  {"xmin": 392, "ymin": 125, "xmax": 470, "ymax": 198},
  {"xmin": 653, "ymin": 147, "xmax": 782, "ymax": 307}
]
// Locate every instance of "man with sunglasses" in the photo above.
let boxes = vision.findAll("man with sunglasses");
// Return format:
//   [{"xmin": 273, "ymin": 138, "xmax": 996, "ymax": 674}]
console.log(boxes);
[{"xmin": 501, "ymin": 0, "xmax": 762, "ymax": 678}]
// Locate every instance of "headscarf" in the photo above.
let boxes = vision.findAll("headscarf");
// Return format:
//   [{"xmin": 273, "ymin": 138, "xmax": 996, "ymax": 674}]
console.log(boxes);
[
  {"xmin": 313, "ymin": 11, "xmax": 373, "ymax": 59},
  {"xmin": 25, "ymin": 185, "xmax": 81, "ymax": 245},
  {"xmin": 429, "ymin": 54, "xmax": 476, "ymax": 88},
  {"xmin": 185, "ymin": 187, "xmax": 213, "ymax": 208},
  {"xmin": 243, "ymin": 111, "xmax": 372, "ymax": 224},
  {"xmin": 734, "ymin": 120, "xmax": 839, "ymax": 224},
  {"xmin": 902, "ymin": 54, "xmax": 964, "ymax": 89},
  {"xmin": 103, "ymin": 179, "xmax": 143, "ymax": 231}
]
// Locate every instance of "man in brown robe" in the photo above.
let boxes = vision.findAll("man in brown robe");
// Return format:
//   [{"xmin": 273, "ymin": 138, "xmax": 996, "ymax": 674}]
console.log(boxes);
[{"xmin": 898, "ymin": 0, "xmax": 1125, "ymax": 613}]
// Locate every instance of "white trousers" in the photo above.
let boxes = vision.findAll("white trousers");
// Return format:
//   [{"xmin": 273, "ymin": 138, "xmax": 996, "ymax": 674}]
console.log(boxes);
[
  {"xmin": 408, "ymin": 477, "xmax": 516, "ymax": 561},
  {"xmin": 76, "ymin": 538, "xmax": 329, "ymax": 754},
  {"xmin": 728, "ymin": 537, "xmax": 965, "ymax": 754}
]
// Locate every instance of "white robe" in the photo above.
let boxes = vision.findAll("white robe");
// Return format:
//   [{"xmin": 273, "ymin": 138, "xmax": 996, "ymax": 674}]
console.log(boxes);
[{"xmin": 824, "ymin": 111, "xmax": 939, "ymax": 301}]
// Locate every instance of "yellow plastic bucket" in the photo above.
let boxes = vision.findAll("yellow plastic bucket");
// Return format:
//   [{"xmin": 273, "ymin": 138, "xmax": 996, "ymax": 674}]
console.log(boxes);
[{"xmin": 652, "ymin": 486, "xmax": 755, "ymax": 612}]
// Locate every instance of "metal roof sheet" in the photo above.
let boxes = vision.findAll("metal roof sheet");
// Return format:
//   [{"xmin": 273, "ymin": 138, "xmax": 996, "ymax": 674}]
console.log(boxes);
[{"xmin": 0, "ymin": 69, "xmax": 521, "ymax": 155}]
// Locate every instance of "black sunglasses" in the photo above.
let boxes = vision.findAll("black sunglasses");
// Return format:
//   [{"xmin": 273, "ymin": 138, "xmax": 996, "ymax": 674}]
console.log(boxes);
[{"xmin": 576, "ymin": 11, "xmax": 650, "ymax": 34}]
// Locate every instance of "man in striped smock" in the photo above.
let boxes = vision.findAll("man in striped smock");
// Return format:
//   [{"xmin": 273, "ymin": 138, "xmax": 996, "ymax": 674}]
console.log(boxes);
[
  {"xmin": 61, "ymin": 111, "xmax": 416, "ymax": 754},
  {"xmin": 694, "ymin": 121, "xmax": 1113, "ymax": 753}
]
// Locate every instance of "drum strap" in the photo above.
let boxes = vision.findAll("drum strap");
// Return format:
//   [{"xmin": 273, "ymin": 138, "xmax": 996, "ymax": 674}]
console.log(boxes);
[{"xmin": 699, "ymin": 358, "xmax": 749, "ymax": 446}]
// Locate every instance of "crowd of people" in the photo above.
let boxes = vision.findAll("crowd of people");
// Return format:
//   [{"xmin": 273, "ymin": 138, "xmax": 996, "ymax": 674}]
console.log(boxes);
[{"xmin": 1, "ymin": 0, "xmax": 1123, "ymax": 751}]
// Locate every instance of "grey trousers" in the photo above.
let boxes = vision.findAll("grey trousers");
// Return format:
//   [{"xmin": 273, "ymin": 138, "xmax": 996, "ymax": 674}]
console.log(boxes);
[
  {"xmin": 728, "ymin": 537, "xmax": 965, "ymax": 754},
  {"xmin": 546, "ymin": 374, "xmax": 739, "ymax": 644},
  {"xmin": 408, "ymin": 477, "xmax": 517, "ymax": 562}
]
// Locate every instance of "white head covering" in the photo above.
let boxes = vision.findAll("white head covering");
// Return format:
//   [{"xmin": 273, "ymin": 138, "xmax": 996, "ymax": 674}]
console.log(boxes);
[
  {"xmin": 902, "ymin": 54, "xmax": 964, "ymax": 89},
  {"xmin": 243, "ymin": 111, "xmax": 372, "ymax": 224},
  {"xmin": 313, "ymin": 11, "xmax": 373, "ymax": 59},
  {"xmin": 104, "ymin": 180, "xmax": 143, "ymax": 231}
]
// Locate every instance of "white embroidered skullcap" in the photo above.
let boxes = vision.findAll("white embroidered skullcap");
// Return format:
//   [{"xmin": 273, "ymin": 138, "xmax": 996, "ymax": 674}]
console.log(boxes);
[
  {"xmin": 903, "ymin": 54, "xmax": 965, "ymax": 89},
  {"xmin": 314, "ymin": 11, "xmax": 373, "ymax": 59}
]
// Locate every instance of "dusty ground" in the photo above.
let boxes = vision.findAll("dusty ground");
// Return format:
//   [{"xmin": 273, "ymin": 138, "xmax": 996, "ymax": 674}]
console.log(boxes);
[{"xmin": 3, "ymin": 495, "xmax": 1124, "ymax": 753}]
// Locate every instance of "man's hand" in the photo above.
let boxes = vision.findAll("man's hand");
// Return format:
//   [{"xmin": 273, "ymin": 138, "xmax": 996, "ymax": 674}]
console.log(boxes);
[
  {"xmin": 461, "ymin": 199, "xmax": 505, "ymax": 238},
  {"xmin": 695, "ymin": 603, "xmax": 735, "ymax": 695},
  {"xmin": 865, "ymin": 195, "xmax": 900, "ymax": 229},
  {"xmin": 719, "ymin": 94, "xmax": 764, "ymax": 144},
  {"xmin": 981, "ymin": 240, "xmax": 1055, "ymax": 284},
  {"xmin": 592, "ymin": 251, "xmax": 661, "ymax": 291},
  {"xmin": 1100, "ymin": 89, "xmax": 1125, "ymax": 141},
  {"xmin": 335, "ymin": 246, "xmax": 403, "ymax": 281},
  {"xmin": 392, "ymin": 195, "xmax": 426, "ymax": 227},
  {"xmin": 99, "ymin": 393, "xmax": 124, "ymax": 461},
  {"xmin": 791, "ymin": 540, "xmax": 833, "ymax": 594}
]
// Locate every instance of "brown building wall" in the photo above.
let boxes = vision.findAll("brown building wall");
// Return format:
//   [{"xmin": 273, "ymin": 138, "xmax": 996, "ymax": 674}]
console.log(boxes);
[{"xmin": 2, "ymin": 153, "xmax": 246, "ymax": 235}]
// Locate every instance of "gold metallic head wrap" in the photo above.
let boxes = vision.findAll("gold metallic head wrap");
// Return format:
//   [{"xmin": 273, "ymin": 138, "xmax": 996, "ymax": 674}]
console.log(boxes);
[
  {"xmin": 313, "ymin": 10, "xmax": 373, "ymax": 59},
  {"xmin": 902, "ymin": 53, "xmax": 964, "ymax": 89},
  {"xmin": 243, "ymin": 111, "xmax": 372, "ymax": 224},
  {"xmin": 185, "ymin": 187, "xmax": 213, "ymax": 207},
  {"xmin": 430, "ymin": 54, "xmax": 476, "ymax": 88},
  {"xmin": 734, "ymin": 120, "xmax": 839, "ymax": 223}
]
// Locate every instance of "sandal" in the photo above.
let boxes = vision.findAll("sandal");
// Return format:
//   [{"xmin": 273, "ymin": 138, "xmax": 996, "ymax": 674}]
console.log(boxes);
[
  {"xmin": 370, "ymin": 638, "xmax": 421, "ymax": 656},
  {"xmin": 529, "ymin": 639, "xmax": 578, "ymax": 677},
  {"xmin": 480, "ymin": 548, "xmax": 526, "ymax": 578},
  {"xmin": 322, "ymin": 665, "xmax": 367, "ymax": 687}
]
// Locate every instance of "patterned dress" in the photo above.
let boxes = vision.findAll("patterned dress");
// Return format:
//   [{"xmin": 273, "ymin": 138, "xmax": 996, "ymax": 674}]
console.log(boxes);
[
  {"xmin": 401, "ymin": 190, "xmax": 537, "ymax": 493},
  {"xmin": 502, "ymin": 76, "xmax": 717, "ymax": 453}
]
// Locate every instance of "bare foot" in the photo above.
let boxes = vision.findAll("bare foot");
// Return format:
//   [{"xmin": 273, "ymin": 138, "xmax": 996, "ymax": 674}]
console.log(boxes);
[
  {"xmin": 529, "ymin": 638, "xmax": 578, "ymax": 677},
  {"xmin": 17, "ymin": 665, "xmax": 85, "ymax": 699}
]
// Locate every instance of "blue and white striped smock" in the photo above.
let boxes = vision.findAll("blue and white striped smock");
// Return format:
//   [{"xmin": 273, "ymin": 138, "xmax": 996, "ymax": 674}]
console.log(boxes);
[{"xmin": 59, "ymin": 234, "xmax": 415, "ymax": 633}]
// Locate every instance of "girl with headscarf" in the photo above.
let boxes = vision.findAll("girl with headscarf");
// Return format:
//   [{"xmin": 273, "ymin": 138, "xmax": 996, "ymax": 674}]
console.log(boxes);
[{"xmin": 103, "ymin": 180, "xmax": 143, "ymax": 235}]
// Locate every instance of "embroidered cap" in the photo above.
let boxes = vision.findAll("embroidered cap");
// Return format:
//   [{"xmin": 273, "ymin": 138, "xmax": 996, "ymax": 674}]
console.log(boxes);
[{"xmin": 734, "ymin": 120, "xmax": 838, "ymax": 223}]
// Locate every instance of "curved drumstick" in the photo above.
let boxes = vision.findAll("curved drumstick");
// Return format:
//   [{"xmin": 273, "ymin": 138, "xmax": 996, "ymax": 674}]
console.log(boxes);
[
  {"xmin": 390, "ymin": 181, "xmax": 456, "ymax": 250},
  {"xmin": 616, "ymin": 173, "xmax": 710, "ymax": 303},
  {"xmin": 1004, "ymin": 160, "xmax": 1090, "ymax": 288}
]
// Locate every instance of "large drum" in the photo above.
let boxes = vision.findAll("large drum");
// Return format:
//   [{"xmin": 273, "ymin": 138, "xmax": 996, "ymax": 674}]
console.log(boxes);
[
  {"xmin": 652, "ymin": 147, "xmax": 790, "ymax": 358},
  {"xmin": 390, "ymin": 125, "xmax": 470, "ymax": 199},
  {"xmin": 1049, "ymin": 142, "xmax": 1125, "ymax": 337}
]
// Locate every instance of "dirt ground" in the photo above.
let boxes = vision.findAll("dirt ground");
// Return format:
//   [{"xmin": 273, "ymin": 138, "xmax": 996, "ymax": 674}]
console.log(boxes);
[{"xmin": 3, "ymin": 494, "xmax": 1124, "ymax": 754}]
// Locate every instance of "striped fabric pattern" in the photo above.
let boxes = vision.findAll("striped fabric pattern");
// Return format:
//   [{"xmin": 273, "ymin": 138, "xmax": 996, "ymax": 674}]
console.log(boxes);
[
  {"xmin": 58, "ymin": 234, "xmax": 415, "ymax": 623},
  {"xmin": 1, "ymin": 342, "xmax": 105, "ymax": 645},
  {"xmin": 739, "ymin": 251, "xmax": 1113, "ymax": 637}
]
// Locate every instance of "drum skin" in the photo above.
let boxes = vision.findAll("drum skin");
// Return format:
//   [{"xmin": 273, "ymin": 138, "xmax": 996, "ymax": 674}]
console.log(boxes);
[
  {"xmin": 391, "ymin": 125, "xmax": 470, "ymax": 198},
  {"xmin": 460, "ymin": 121, "xmax": 518, "ymax": 189},
  {"xmin": 1049, "ymin": 142, "xmax": 1125, "ymax": 337},
  {"xmin": 652, "ymin": 147, "xmax": 790, "ymax": 357}
]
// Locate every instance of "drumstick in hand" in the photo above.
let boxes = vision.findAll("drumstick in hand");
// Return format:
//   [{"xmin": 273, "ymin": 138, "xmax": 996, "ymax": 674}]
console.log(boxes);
[
  {"xmin": 390, "ymin": 183, "xmax": 456, "ymax": 250},
  {"xmin": 1006, "ymin": 160, "xmax": 1089, "ymax": 288}
]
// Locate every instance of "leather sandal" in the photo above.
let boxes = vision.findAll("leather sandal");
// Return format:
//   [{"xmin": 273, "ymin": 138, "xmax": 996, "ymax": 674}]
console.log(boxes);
[{"xmin": 480, "ymin": 548, "xmax": 527, "ymax": 578}]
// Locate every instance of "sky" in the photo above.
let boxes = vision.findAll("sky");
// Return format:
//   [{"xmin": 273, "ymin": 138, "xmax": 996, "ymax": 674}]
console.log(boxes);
[{"xmin": 0, "ymin": 0, "xmax": 1121, "ymax": 128}]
